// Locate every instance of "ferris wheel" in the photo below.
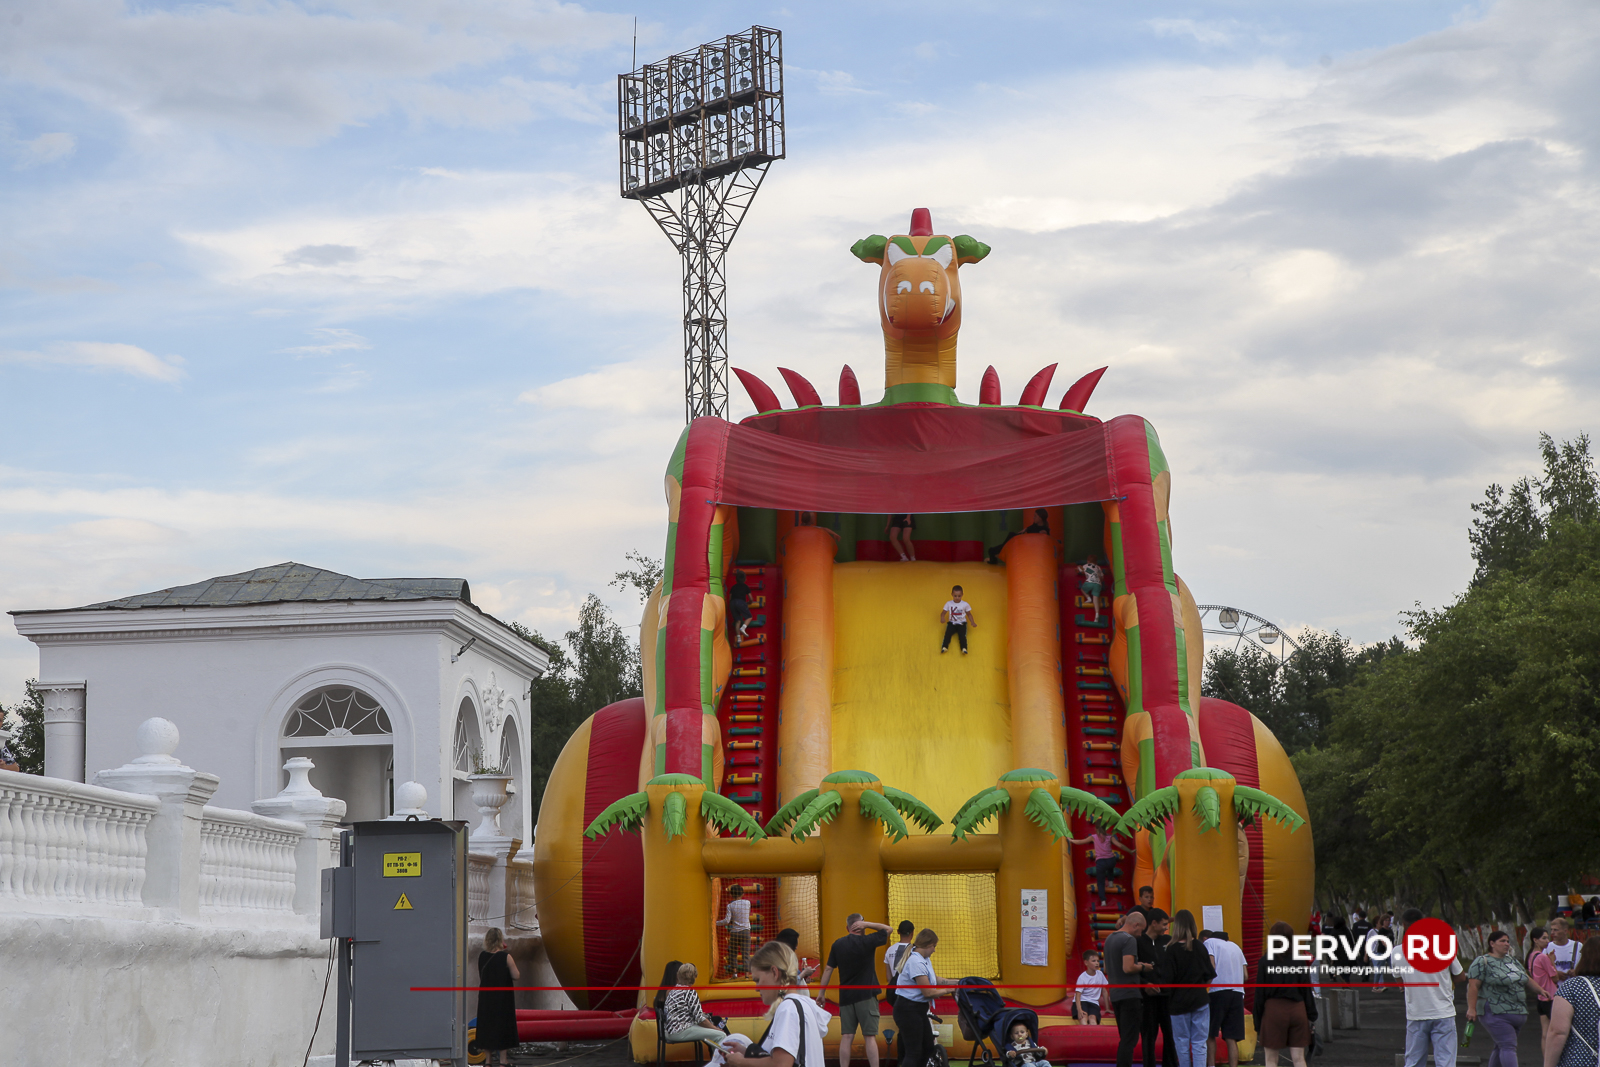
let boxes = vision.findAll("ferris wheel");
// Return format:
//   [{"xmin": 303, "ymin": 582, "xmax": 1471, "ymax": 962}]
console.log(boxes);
[{"xmin": 1195, "ymin": 604, "xmax": 1302, "ymax": 664}]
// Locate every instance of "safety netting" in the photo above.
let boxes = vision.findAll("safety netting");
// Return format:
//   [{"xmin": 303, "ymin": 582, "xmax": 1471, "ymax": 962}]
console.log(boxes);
[
  {"xmin": 710, "ymin": 875, "xmax": 821, "ymax": 982},
  {"xmin": 887, "ymin": 872, "xmax": 1000, "ymax": 980}
]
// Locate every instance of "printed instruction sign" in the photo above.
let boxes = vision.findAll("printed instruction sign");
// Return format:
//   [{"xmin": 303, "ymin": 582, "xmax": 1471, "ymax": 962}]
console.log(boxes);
[
  {"xmin": 1021, "ymin": 888, "xmax": 1049, "ymax": 966},
  {"xmin": 1203, "ymin": 905, "xmax": 1224, "ymax": 934}
]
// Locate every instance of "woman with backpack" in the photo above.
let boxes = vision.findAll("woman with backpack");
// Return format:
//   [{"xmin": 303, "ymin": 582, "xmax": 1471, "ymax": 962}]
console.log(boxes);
[
  {"xmin": 723, "ymin": 940, "xmax": 831, "ymax": 1067},
  {"xmin": 1542, "ymin": 936, "xmax": 1600, "ymax": 1067}
]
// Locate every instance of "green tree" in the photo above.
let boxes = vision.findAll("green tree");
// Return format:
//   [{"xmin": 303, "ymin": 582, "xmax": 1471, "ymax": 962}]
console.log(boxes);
[
  {"xmin": 1469, "ymin": 432, "xmax": 1599, "ymax": 585},
  {"xmin": 1, "ymin": 680, "xmax": 45, "ymax": 775},
  {"xmin": 610, "ymin": 551, "xmax": 663, "ymax": 601},
  {"xmin": 510, "ymin": 589, "xmax": 645, "ymax": 819}
]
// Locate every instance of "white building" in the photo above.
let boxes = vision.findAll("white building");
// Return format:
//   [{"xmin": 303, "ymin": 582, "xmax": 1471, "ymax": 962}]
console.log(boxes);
[{"xmin": 10, "ymin": 561, "xmax": 549, "ymax": 837}]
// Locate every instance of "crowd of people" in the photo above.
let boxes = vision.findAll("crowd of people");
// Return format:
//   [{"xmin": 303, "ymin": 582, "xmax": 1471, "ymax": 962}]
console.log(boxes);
[{"xmin": 629, "ymin": 894, "xmax": 1600, "ymax": 1067}]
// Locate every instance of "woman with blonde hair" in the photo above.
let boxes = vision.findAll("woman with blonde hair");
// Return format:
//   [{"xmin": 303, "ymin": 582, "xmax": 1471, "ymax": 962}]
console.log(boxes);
[
  {"xmin": 892, "ymin": 929, "xmax": 942, "ymax": 1067},
  {"xmin": 476, "ymin": 927, "xmax": 520, "ymax": 1066},
  {"xmin": 723, "ymin": 940, "xmax": 830, "ymax": 1067}
]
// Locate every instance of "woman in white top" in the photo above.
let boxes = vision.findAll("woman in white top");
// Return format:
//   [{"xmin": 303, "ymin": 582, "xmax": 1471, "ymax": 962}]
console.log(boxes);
[
  {"xmin": 893, "ymin": 929, "xmax": 942, "ymax": 1067},
  {"xmin": 724, "ymin": 941, "xmax": 831, "ymax": 1067}
]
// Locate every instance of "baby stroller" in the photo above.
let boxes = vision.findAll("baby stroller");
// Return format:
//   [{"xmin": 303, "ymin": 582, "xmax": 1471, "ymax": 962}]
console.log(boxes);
[{"xmin": 954, "ymin": 977, "xmax": 1041, "ymax": 1067}]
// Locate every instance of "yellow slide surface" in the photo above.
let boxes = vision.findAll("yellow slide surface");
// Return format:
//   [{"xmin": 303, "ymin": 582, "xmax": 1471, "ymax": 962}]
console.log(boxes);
[{"xmin": 831, "ymin": 561, "xmax": 1011, "ymax": 829}]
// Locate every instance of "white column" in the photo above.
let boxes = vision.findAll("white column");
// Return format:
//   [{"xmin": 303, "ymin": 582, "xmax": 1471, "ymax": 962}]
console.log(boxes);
[
  {"xmin": 93, "ymin": 717, "xmax": 219, "ymax": 918},
  {"xmin": 252, "ymin": 756, "xmax": 348, "ymax": 916},
  {"xmin": 40, "ymin": 681, "xmax": 87, "ymax": 783}
]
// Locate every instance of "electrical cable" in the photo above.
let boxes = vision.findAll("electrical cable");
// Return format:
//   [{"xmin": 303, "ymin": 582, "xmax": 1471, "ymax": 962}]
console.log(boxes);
[{"xmin": 302, "ymin": 936, "xmax": 337, "ymax": 1067}]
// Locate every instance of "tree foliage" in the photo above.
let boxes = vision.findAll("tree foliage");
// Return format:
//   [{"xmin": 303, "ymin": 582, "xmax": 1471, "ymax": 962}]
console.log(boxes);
[
  {"xmin": 0, "ymin": 680, "xmax": 45, "ymax": 775},
  {"xmin": 510, "ymin": 584, "xmax": 645, "ymax": 819},
  {"xmin": 1286, "ymin": 433, "xmax": 1600, "ymax": 926}
]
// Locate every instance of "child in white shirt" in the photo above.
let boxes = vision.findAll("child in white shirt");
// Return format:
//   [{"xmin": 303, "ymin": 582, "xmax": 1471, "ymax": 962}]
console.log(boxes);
[
  {"xmin": 1074, "ymin": 951, "xmax": 1108, "ymax": 1024},
  {"xmin": 941, "ymin": 585, "xmax": 976, "ymax": 655}
]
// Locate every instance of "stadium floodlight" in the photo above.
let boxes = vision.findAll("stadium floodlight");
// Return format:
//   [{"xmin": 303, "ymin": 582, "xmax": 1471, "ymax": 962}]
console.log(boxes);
[{"xmin": 618, "ymin": 26, "xmax": 785, "ymax": 422}]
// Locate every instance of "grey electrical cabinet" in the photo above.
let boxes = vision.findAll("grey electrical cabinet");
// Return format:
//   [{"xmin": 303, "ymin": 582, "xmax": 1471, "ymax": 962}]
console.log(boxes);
[{"xmin": 338, "ymin": 819, "xmax": 468, "ymax": 1063}]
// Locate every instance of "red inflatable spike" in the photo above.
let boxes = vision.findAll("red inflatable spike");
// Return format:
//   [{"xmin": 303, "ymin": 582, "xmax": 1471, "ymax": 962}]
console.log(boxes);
[
  {"xmin": 909, "ymin": 208, "xmax": 933, "ymax": 236},
  {"xmin": 733, "ymin": 368, "xmax": 783, "ymax": 413},
  {"xmin": 1019, "ymin": 363, "xmax": 1058, "ymax": 407},
  {"xmin": 1061, "ymin": 366, "xmax": 1108, "ymax": 413},
  {"xmin": 777, "ymin": 367, "xmax": 822, "ymax": 408},
  {"xmin": 979, "ymin": 365, "xmax": 1002, "ymax": 405},
  {"xmin": 838, "ymin": 365, "xmax": 861, "ymax": 406}
]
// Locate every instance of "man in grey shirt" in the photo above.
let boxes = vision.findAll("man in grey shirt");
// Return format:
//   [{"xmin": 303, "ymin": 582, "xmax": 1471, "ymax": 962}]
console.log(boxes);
[{"xmin": 1105, "ymin": 911, "xmax": 1153, "ymax": 1067}]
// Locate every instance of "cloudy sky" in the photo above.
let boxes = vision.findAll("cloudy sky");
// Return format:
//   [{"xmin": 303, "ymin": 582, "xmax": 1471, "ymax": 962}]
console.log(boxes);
[{"xmin": 3, "ymin": 0, "xmax": 1597, "ymax": 704}]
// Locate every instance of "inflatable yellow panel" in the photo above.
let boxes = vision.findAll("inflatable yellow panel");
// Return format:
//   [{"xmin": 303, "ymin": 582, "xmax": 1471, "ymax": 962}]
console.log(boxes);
[
  {"xmin": 831, "ymin": 561, "xmax": 1011, "ymax": 831},
  {"xmin": 1253, "ymin": 715, "xmax": 1316, "ymax": 932}
]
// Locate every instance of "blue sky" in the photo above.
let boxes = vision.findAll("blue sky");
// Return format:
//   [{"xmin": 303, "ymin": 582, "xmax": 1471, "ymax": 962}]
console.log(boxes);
[{"xmin": 4, "ymin": 0, "xmax": 1598, "ymax": 705}]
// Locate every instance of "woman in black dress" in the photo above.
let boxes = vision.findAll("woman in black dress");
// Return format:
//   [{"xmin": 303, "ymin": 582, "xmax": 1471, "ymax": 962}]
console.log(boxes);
[{"xmin": 478, "ymin": 927, "xmax": 520, "ymax": 1065}]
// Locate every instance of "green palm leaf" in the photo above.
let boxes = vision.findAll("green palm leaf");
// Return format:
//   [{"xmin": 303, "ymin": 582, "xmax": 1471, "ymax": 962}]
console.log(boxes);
[
  {"xmin": 789, "ymin": 789, "xmax": 843, "ymax": 840},
  {"xmin": 700, "ymin": 792, "xmax": 767, "ymax": 839},
  {"xmin": 1232, "ymin": 785, "xmax": 1305, "ymax": 831},
  {"xmin": 1023, "ymin": 788, "xmax": 1071, "ymax": 841},
  {"xmin": 662, "ymin": 790, "xmax": 689, "ymax": 840},
  {"xmin": 764, "ymin": 789, "xmax": 821, "ymax": 837},
  {"xmin": 1058, "ymin": 787, "xmax": 1122, "ymax": 828},
  {"xmin": 1193, "ymin": 785, "xmax": 1222, "ymax": 833},
  {"xmin": 583, "ymin": 791, "xmax": 649, "ymax": 839},
  {"xmin": 859, "ymin": 789, "xmax": 911, "ymax": 842},
  {"xmin": 883, "ymin": 786, "xmax": 943, "ymax": 833},
  {"xmin": 1115, "ymin": 786, "xmax": 1180, "ymax": 836},
  {"xmin": 951, "ymin": 786, "xmax": 1011, "ymax": 839}
]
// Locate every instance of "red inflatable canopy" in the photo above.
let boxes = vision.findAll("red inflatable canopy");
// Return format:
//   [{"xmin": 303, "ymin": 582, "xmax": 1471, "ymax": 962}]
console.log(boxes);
[{"xmin": 684, "ymin": 410, "xmax": 1120, "ymax": 513}]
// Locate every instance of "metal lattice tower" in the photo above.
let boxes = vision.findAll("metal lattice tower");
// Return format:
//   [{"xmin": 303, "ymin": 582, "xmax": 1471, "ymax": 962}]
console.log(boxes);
[{"xmin": 618, "ymin": 26, "xmax": 785, "ymax": 422}]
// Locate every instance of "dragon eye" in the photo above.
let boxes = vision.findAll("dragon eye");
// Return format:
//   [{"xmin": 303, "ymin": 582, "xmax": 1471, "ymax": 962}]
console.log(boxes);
[
  {"xmin": 896, "ymin": 280, "xmax": 912, "ymax": 294},
  {"xmin": 918, "ymin": 281, "xmax": 935, "ymax": 294}
]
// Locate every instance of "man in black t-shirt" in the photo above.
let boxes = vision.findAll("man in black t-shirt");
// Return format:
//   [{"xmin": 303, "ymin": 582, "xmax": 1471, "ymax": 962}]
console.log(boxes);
[
  {"xmin": 816, "ymin": 913, "xmax": 892, "ymax": 1067},
  {"xmin": 1139, "ymin": 910, "xmax": 1177, "ymax": 1067}
]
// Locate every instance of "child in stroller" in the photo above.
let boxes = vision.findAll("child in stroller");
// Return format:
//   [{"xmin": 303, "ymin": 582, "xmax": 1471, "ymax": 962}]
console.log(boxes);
[{"xmin": 1002, "ymin": 1021, "xmax": 1051, "ymax": 1067}]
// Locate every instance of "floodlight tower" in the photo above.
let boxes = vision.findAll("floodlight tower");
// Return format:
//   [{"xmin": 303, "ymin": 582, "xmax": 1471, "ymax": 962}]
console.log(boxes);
[{"xmin": 618, "ymin": 26, "xmax": 785, "ymax": 422}]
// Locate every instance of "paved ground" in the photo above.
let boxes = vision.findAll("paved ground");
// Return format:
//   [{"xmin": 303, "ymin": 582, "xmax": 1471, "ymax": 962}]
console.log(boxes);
[{"xmin": 503, "ymin": 987, "xmax": 1549, "ymax": 1067}]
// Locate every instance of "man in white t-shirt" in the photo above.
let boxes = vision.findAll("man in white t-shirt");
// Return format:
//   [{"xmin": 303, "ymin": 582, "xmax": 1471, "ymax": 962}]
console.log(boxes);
[
  {"xmin": 1546, "ymin": 917, "xmax": 1582, "ymax": 980},
  {"xmin": 1395, "ymin": 908, "xmax": 1464, "ymax": 1067},
  {"xmin": 1202, "ymin": 931, "xmax": 1247, "ymax": 1067},
  {"xmin": 716, "ymin": 885, "xmax": 753, "ymax": 976},
  {"xmin": 940, "ymin": 585, "xmax": 976, "ymax": 655}
]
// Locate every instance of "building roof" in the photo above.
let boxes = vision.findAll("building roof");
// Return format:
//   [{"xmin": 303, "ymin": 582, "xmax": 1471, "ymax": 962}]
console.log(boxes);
[{"xmin": 45, "ymin": 562, "xmax": 472, "ymax": 611}]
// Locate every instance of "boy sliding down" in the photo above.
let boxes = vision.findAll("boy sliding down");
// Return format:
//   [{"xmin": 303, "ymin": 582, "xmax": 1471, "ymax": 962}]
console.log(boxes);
[{"xmin": 940, "ymin": 586, "xmax": 976, "ymax": 654}]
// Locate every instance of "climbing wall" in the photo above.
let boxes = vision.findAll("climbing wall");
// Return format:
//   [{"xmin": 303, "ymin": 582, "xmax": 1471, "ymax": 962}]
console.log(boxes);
[
  {"xmin": 711, "ymin": 563, "xmax": 782, "ymax": 980},
  {"xmin": 1059, "ymin": 562, "xmax": 1132, "ymax": 964}
]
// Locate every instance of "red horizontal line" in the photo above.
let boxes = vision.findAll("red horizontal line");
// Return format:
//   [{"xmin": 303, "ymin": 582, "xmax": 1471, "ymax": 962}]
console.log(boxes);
[{"xmin": 408, "ymin": 982, "xmax": 1437, "ymax": 992}]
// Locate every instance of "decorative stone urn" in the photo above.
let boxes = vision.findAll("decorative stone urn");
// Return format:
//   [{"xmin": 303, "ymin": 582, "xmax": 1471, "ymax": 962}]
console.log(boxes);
[{"xmin": 467, "ymin": 773, "xmax": 512, "ymax": 839}]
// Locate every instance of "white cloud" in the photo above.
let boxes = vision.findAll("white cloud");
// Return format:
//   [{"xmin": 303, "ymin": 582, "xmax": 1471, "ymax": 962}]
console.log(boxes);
[
  {"xmin": 16, "ymin": 132, "xmax": 76, "ymax": 168},
  {"xmin": 0, "ymin": 0, "xmax": 631, "ymax": 143},
  {"xmin": 0, "ymin": 341, "xmax": 185, "ymax": 382},
  {"xmin": 1145, "ymin": 18, "xmax": 1237, "ymax": 47},
  {"xmin": 279, "ymin": 328, "xmax": 373, "ymax": 355}
]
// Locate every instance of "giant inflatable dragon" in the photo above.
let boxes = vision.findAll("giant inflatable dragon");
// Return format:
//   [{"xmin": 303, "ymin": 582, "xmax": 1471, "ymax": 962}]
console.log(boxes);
[{"xmin": 534, "ymin": 208, "xmax": 1313, "ymax": 1062}]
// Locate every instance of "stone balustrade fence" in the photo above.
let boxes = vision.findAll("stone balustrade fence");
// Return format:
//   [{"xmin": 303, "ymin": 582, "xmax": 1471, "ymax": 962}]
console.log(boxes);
[
  {"xmin": 199, "ymin": 806, "xmax": 304, "ymax": 913},
  {"xmin": 0, "ymin": 768, "xmax": 158, "ymax": 909},
  {"xmin": 508, "ymin": 855, "xmax": 537, "ymax": 931}
]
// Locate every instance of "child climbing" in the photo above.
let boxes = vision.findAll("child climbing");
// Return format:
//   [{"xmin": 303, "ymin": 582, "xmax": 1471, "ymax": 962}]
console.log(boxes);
[
  {"xmin": 940, "ymin": 586, "xmax": 975, "ymax": 654},
  {"xmin": 1078, "ymin": 559, "xmax": 1106, "ymax": 622},
  {"xmin": 728, "ymin": 573, "xmax": 753, "ymax": 639},
  {"xmin": 1003, "ymin": 1021, "xmax": 1051, "ymax": 1067},
  {"xmin": 886, "ymin": 514, "xmax": 917, "ymax": 561}
]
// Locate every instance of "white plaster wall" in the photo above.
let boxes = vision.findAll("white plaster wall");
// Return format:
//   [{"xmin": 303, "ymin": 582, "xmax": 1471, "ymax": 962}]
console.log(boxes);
[
  {"xmin": 38, "ymin": 621, "xmax": 442, "ymax": 811},
  {"xmin": 0, "ymin": 914, "xmax": 333, "ymax": 1067}
]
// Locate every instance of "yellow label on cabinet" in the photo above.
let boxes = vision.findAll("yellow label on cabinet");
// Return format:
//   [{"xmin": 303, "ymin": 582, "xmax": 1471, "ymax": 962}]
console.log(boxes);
[{"xmin": 383, "ymin": 852, "xmax": 421, "ymax": 877}]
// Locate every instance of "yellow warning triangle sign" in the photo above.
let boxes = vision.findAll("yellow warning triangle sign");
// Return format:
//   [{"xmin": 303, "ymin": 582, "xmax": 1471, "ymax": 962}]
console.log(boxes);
[{"xmin": 394, "ymin": 892, "xmax": 413, "ymax": 910}]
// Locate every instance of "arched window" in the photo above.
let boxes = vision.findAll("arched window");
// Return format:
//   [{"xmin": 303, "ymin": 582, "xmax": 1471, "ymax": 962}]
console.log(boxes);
[
  {"xmin": 285, "ymin": 687, "xmax": 394, "ymax": 738},
  {"xmin": 279, "ymin": 685, "xmax": 394, "ymax": 822},
  {"xmin": 451, "ymin": 698, "xmax": 483, "ymax": 823}
]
